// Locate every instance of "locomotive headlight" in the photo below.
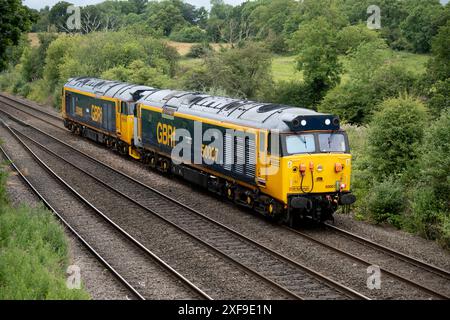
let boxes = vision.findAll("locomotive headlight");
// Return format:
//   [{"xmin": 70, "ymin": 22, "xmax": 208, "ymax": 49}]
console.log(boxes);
[
  {"xmin": 325, "ymin": 119, "xmax": 331, "ymax": 125},
  {"xmin": 301, "ymin": 120, "xmax": 307, "ymax": 126},
  {"xmin": 317, "ymin": 164, "xmax": 323, "ymax": 172}
]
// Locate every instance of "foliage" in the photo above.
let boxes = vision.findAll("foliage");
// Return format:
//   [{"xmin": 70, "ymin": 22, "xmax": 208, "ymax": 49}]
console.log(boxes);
[
  {"xmin": 427, "ymin": 79, "xmax": 450, "ymax": 118},
  {"xmin": 183, "ymin": 42, "xmax": 272, "ymax": 99},
  {"xmin": 365, "ymin": 177, "xmax": 405, "ymax": 226},
  {"xmin": 366, "ymin": 96, "xmax": 427, "ymax": 178},
  {"xmin": 41, "ymin": 32, "xmax": 179, "ymax": 105},
  {"xmin": 264, "ymin": 80, "xmax": 316, "ymax": 109},
  {"xmin": 319, "ymin": 41, "xmax": 419, "ymax": 124},
  {"xmin": 336, "ymin": 24, "xmax": 381, "ymax": 54},
  {"xmin": 289, "ymin": 17, "xmax": 342, "ymax": 102},
  {"xmin": 408, "ymin": 110, "xmax": 450, "ymax": 246},
  {"xmin": 21, "ymin": 33, "xmax": 57, "ymax": 82},
  {"xmin": 48, "ymin": 1, "xmax": 73, "ymax": 32},
  {"xmin": 425, "ymin": 20, "xmax": 450, "ymax": 84},
  {"xmin": 102, "ymin": 59, "xmax": 172, "ymax": 88},
  {"xmin": 0, "ymin": 0, "xmax": 36, "ymax": 71},
  {"xmin": 186, "ymin": 43, "xmax": 212, "ymax": 58},
  {"xmin": 0, "ymin": 168, "xmax": 89, "ymax": 299},
  {"xmin": 169, "ymin": 26, "xmax": 207, "ymax": 43},
  {"xmin": 400, "ymin": 0, "xmax": 445, "ymax": 53}
]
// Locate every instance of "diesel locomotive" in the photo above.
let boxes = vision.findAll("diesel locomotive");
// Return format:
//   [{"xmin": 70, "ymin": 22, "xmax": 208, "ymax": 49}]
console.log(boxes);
[{"xmin": 62, "ymin": 77, "xmax": 356, "ymax": 225}]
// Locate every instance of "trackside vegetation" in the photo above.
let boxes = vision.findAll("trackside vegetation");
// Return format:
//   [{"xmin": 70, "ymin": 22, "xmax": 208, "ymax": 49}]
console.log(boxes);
[{"xmin": 0, "ymin": 166, "xmax": 90, "ymax": 299}]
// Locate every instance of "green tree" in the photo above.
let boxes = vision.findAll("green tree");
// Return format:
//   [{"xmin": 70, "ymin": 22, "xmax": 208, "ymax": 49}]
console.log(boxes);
[
  {"xmin": 366, "ymin": 96, "xmax": 427, "ymax": 177},
  {"xmin": 130, "ymin": 0, "xmax": 148, "ymax": 15},
  {"xmin": 0, "ymin": 0, "xmax": 36, "ymax": 71},
  {"xmin": 410, "ymin": 109, "xmax": 450, "ymax": 246},
  {"xmin": 426, "ymin": 20, "xmax": 450, "ymax": 83},
  {"xmin": 21, "ymin": 33, "xmax": 58, "ymax": 82},
  {"xmin": 48, "ymin": 1, "xmax": 73, "ymax": 32},
  {"xmin": 336, "ymin": 24, "xmax": 380, "ymax": 54},
  {"xmin": 183, "ymin": 42, "xmax": 272, "ymax": 99},
  {"xmin": 340, "ymin": 0, "xmax": 410, "ymax": 49},
  {"xmin": 319, "ymin": 39, "xmax": 418, "ymax": 124},
  {"xmin": 400, "ymin": 0, "xmax": 444, "ymax": 53},
  {"xmin": 290, "ymin": 17, "xmax": 342, "ymax": 102},
  {"xmin": 146, "ymin": 0, "xmax": 187, "ymax": 36},
  {"xmin": 169, "ymin": 26, "xmax": 207, "ymax": 43}
]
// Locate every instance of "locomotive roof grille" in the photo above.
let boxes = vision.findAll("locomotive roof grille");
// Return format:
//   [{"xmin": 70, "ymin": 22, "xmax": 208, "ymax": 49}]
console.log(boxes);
[{"xmin": 64, "ymin": 77, "xmax": 341, "ymax": 132}]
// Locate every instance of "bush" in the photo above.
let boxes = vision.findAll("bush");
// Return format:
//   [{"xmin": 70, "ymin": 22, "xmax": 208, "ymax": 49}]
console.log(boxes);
[
  {"xmin": 41, "ymin": 31, "xmax": 179, "ymax": 107},
  {"xmin": 265, "ymin": 31, "xmax": 288, "ymax": 54},
  {"xmin": 183, "ymin": 42, "xmax": 273, "ymax": 99},
  {"xmin": 365, "ymin": 178, "xmax": 405, "ymax": 227},
  {"xmin": 169, "ymin": 26, "xmax": 207, "ymax": 43},
  {"xmin": 186, "ymin": 43, "xmax": 212, "ymax": 58},
  {"xmin": 366, "ymin": 96, "xmax": 427, "ymax": 177},
  {"xmin": 264, "ymin": 80, "xmax": 316, "ymax": 109},
  {"xmin": 336, "ymin": 24, "xmax": 380, "ymax": 54},
  {"xmin": 415, "ymin": 109, "xmax": 450, "ymax": 206},
  {"xmin": 427, "ymin": 79, "xmax": 449, "ymax": 118},
  {"xmin": 0, "ymin": 168, "xmax": 89, "ymax": 299}
]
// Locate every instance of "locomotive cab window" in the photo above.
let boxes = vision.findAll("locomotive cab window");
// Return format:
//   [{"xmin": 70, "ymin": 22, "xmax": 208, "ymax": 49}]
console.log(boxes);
[
  {"xmin": 120, "ymin": 102, "xmax": 128, "ymax": 114},
  {"xmin": 284, "ymin": 134, "xmax": 316, "ymax": 154},
  {"xmin": 318, "ymin": 133, "xmax": 347, "ymax": 153}
]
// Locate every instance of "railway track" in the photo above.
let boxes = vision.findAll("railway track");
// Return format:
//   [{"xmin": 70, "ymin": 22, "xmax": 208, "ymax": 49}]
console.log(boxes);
[
  {"xmin": 0, "ymin": 120, "xmax": 212, "ymax": 300},
  {"xmin": 2, "ymin": 94, "xmax": 449, "ymax": 299},
  {"xmin": 285, "ymin": 226, "xmax": 450, "ymax": 299},
  {"xmin": 0, "ymin": 93, "xmax": 63, "ymax": 128},
  {"xmin": 0, "ymin": 143, "xmax": 144, "ymax": 301},
  {"xmin": 324, "ymin": 223, "xmax": 450, "ymax": 280},
  {"xmin": 0, "ymin": 105, "xmax": 368, "ymax": 300}
]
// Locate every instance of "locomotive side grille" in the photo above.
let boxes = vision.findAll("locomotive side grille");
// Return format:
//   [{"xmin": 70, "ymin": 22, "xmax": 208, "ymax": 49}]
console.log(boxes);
[
  {"xmin": 246, "ymin": 137, "xmax": 256, "ymax": 178},
  {"xmin": 224, "ymin": 132, "xmax": 233, "ymax": 171},
  {"xmin": 235, "ymin": 136, "xmax": 245, "ymax": 175}
]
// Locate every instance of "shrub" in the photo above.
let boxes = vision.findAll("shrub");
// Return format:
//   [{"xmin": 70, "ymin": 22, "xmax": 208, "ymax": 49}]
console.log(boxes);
[
  {"xmin": 169, "ymin": 26, "xmax": 207, "ymax": 43},
  {"xmin": 264, "ymin": 80, "xmax": 316, "ymax": 109},
  {"xmin": 186, "ymin": 43, "xmax": 212, "ymax": 58},
  {"xmin": 336, "ymin": 24, "xmax": 380, "ymax": 54},
  {"xmin": 366, "ymin": 96, "xmax": 427, "ymax": 178},
  {"xmin": 183, "ymin": 42, "xmax": 273, "ymax": 99},
  {"xmin": 319, "ymin": 53, "xmax": 419, "ymax": 124},
  {"xmin": 41, "ymin": 31, "xmax": 179, "ymax": 107},
  {"xmin": 365, "ymin": 177, "xmax": 405, "ymax": 227},
  {"xmin": 427, "ymin": 79, "xmax": 449, "ymax": 118},
  {"xmin": 265, "ymin": 31, "xmax": 288, "ymax": 54}
]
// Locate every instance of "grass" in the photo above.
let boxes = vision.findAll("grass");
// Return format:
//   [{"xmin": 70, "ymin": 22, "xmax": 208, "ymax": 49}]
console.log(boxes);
[
  {"xmin": 271, "ymin": 55, "xmax": 304, "ymax": 82},
  {"xmin": 0, "ymin": 166, "xmax": 90, "ymax": 300},
  {"xmin": 178, "ymin": 48, "xmax": 429, "ymax": 84}
]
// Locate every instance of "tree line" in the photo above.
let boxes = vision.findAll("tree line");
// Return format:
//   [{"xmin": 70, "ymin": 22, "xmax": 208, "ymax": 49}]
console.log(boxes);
[{"xmin": 28, "ymin": 0, "xmax": 448, "ymax": 53}]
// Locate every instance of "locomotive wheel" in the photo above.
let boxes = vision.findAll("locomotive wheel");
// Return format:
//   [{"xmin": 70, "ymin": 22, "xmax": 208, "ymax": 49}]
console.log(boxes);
[
  {"xmin": 150, "ymin": 156, "xmax": 156, "ymax": 168},
  {"xmin": 226, "ymin": 187, "xmax": 233, "ymax": 200}
]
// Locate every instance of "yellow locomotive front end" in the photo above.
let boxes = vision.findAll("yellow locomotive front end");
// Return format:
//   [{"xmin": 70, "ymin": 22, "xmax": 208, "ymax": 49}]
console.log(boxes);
[
  {"xmin": 280, "ymin": 131, "xmax": 355, "ymax": 222},
  {"xmin": 260, "ymin": 115, "xmax": 356, "ymax": 224}
]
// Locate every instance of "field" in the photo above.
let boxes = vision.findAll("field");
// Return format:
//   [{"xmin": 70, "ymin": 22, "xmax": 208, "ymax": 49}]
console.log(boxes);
[{"xmin": 178, "ymin": 48, "xmax": 429, "ymax": 83}]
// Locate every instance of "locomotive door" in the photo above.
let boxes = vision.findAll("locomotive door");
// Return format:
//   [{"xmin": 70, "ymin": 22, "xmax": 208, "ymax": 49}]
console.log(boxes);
[
  {"xmin": 257, "ymin": 131, "xmax": 268, "ymax": 187},
  {"xmin": 116, "ymin": 102, "xmax": 122, "ymax": 136}
]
